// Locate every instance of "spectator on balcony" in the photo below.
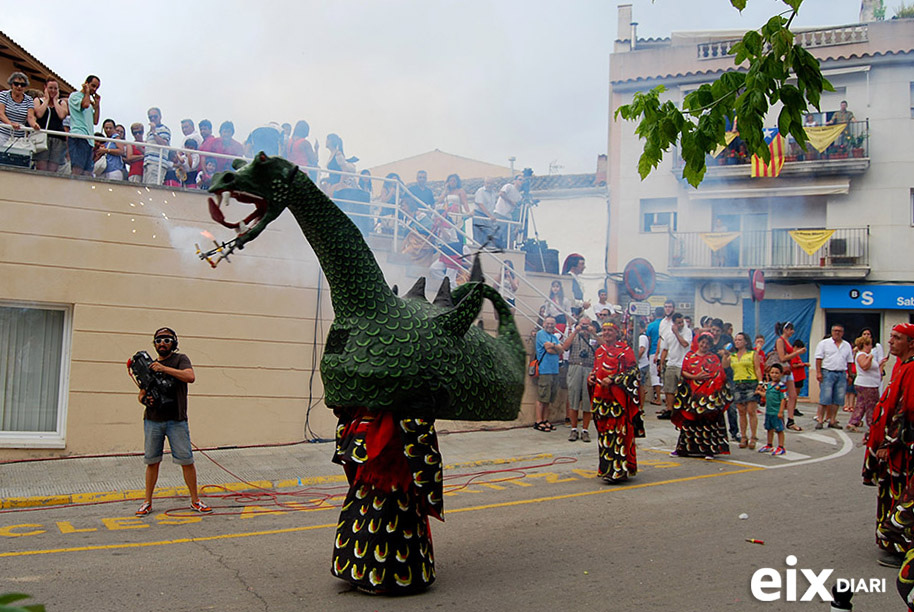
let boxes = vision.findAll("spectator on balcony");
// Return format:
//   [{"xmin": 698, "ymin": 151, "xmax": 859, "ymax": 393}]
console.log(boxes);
[
  {"xmin": 828, "ymin": 100, "xmax": 855, "ymax": 125},
  {"xmin": 472, "ymin": 177, "xmax": 498, "ymax": 248},
  {"xmin": 143, "ymin": 107, "xmax": 171, "ymax": 185},
  {"xmin": 198, "ymin": 119, "xmax": 216, "ymax": 151},
  {"xmin": 67, "ymin": 75, "xmax": 101, "ymax": 176},
  {"xmin": 434, "ymin": 173, "xmax": 469, "ymax": 246},
  {"xmin": 288, "ymin": 120, "xmax": 318, "ymax": 180},
  {"xmin": 101, "ymin": 118, "xmax": 126, "ymax": 180},
  {"xmin": 373, "ymin": 172, "xmax": 401, "ymax": 234},
  {"xmin": 32, "ymin": 79, "xmax": 68, "ymax": 172},
  {"xmin": 408, "ymin": 170, "xmax": 436, "ymax": 212},
  {"xmin": 324, "ymin": 133, "xmax": 358, "ymax": 195},
  {"xmin": 174, "ymin": 138, "xmax": 201, "ymax": 188},
  {"xmin": 358, "ymin": 169, "xmax": 373, "ymax": 196},
  {"xmin": 197, "ymin": 159, "xmax": 217, "ymax": 190},
  {"xmin": 562, "ymin": 254, "xmax": 591, "ymax": 318},
  {"xmin": 202, "ymin": 120, "xmax": 244, "ymax": 173},
  {"xmin": 180, "ymin": 118, "xmax": 202, "ymax": 148},
  {"xmin": 494, "ymin": 175, "xmax": 524, "ymax": 250},
  {"xmin": 542, "ymin": 280, "xmax": 570, "ymax": 327},
  {"xmin": 280, "ymin": 122, "xmax": 292, "ymax": 157},
  {"xmin": 125, "ymin": 123, "xmax": 145, "ymax": 183},
  {"xmin": 245, "ymin": 121, "xmax": 282, "ymax": 157},
  {"xmin": 0, "ymin": 72, "xmax": 39, "ymax": 148},
  {"xmin": 804, "ymin": 113, "xmax": 818, "ymax": 128}
]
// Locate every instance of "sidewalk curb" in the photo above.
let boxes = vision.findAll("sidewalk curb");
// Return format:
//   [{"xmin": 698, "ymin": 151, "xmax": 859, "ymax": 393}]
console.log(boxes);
[{"xmin": 0, "ymin": 453, "xmax": 557, "ymax": 511}]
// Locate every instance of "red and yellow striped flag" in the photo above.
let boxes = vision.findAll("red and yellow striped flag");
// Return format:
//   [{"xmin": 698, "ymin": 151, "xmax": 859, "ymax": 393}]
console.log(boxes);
[{"xmin": 751, "ymin": 129, "xmax": 785, "ymax": 178}]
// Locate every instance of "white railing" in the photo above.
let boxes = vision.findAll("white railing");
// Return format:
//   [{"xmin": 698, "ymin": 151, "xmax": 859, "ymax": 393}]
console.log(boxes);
[{"xmin": 697, "ymin": 24, "xmax": 868, "ymax": 60}]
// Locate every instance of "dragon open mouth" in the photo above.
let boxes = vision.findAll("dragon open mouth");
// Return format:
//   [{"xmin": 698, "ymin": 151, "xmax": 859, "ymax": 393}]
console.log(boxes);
[{"xmin": 207, "ymin": 190, "xmax": 268, "ymax": 237}]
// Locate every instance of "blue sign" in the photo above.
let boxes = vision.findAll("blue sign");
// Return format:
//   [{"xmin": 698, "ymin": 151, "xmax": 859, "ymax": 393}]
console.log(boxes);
[{"xmin": 820, "ymin": 285, "xmax": 914, "ymax": 310}]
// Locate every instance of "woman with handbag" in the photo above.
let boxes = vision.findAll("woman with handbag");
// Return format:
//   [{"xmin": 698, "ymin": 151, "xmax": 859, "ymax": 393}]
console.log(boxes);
[
  {"xmin": 32, "ymin": 79, "xmax": 68, "ymax": 172},
  {"xmin": 0, "ymin": 72, "xmax": 40, "ymax": 149}
]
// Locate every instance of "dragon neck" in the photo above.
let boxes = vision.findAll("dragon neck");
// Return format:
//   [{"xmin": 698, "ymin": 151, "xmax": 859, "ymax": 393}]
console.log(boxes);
[{"xmin": 286, "ymin": 171, "xmax": 397, "ymax": 318}]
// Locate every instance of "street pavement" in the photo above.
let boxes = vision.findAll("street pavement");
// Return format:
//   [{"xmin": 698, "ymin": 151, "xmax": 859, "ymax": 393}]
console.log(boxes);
[{"xmin": 0, "ymin": 402, "xmax": 902, "ymax": 611}]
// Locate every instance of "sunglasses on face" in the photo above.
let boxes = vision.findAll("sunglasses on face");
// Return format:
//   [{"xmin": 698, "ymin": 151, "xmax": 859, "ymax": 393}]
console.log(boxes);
[
  {"xmin": 11, "ymin": 82, "xmax": 26, "ymax": 87},
  {"xmin": 154, "ymin": 337, "xmax": 175, "ymax": 345}
]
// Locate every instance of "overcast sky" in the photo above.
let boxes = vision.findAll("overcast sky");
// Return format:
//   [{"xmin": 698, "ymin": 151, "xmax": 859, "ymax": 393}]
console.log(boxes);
[{"xmin": 7, "ymin": 0, "xmax": 867, "ymax": 176}]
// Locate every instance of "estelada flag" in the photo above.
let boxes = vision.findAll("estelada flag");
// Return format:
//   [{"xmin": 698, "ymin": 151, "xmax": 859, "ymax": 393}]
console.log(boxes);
[{"xmin": 751, "ymin": 128, "xmax": 785, "ymax": 178}]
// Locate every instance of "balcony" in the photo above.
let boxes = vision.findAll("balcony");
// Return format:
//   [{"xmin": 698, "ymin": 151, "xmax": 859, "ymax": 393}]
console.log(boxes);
[
  {"xmin": 674, "ymin": 120, "xmax": 870, "ymax": 181},
  {"xmin": 697, "ymin": 24, "xmax": 868, "ymax": 59},
  {"xmin": 668, "ymin": 227, "xmax": 870, "ymax": 279}
]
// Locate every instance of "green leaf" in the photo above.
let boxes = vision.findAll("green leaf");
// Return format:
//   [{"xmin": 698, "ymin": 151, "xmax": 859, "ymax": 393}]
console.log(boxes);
[
  {"xmin": 730, "ymin": 0, "xmax": 748, "ymax": 10},
  {"xmin": 0, "ymin": 595, "xmax": 28, "ymax": 606}
]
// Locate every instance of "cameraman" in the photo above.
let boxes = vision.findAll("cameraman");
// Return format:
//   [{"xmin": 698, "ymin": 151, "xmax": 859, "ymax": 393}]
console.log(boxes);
[{"xmin": 135, "ymin": 327, "xmax": 211, "ymax": 516}]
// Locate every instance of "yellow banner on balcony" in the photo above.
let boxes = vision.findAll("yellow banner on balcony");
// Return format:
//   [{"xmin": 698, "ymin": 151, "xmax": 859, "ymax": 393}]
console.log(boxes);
[
  {"xmin": 803, "ymin": 124, "xmax": 846, "ymax": 153},
  {"xmin": 789, "ymin": 229, "xmax": 835, "ymax": 255},
  {"xmin": 712, "ymin": 131, "xmax": 739, "ymax": 158},
  {"xmin": 700, "ymin": 231, "xmax": 741, "ymax": 251}
]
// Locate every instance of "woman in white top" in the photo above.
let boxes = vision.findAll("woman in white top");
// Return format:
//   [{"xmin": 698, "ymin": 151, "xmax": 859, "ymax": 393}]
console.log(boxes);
[
  {"xmin": 433, "ymin": 173, "xmax": 468, "ymax": 245},
  {"xmin": 848, "ymin": 335, "xmax": 881, "ymax": 432}
]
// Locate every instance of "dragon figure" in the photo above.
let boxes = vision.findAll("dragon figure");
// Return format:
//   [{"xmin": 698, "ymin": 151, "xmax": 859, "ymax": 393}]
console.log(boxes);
[{"xmin": 207, "ymin": 154, "xmax": 525, "ymax": 594}]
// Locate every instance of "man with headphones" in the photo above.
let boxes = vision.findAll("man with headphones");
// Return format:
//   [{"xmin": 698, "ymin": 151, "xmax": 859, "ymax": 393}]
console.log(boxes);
[{"xmin": 135, "ymin": 327, "xmax": 212, "ymax": 516}]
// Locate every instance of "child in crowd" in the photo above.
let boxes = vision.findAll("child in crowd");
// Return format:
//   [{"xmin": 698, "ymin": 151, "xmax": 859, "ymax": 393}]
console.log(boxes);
[{"xmin": 758, "ymin": 363, "xmax": 787, "ymax": 456}]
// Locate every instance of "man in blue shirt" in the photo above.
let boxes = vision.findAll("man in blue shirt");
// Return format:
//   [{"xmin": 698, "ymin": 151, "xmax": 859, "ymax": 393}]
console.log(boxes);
[
  {"xmin": 534, "ymin": 317, "xmax": 562, "ymax": 432},
  {"xmin": 645, "ymin": 307, "xmax": 664, "ymax": 408}
]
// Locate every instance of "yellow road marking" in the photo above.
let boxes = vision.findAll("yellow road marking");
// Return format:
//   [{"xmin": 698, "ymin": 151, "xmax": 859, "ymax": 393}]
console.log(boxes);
[{"xmin": 0, "ymin": 464, "xmax": 761, "ymax": 558}]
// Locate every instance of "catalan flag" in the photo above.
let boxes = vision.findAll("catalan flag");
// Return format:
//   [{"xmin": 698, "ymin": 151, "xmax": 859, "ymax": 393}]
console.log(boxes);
[{"xmin": 751, "ymin": 128, "xmax": 785, "ymax": 178}]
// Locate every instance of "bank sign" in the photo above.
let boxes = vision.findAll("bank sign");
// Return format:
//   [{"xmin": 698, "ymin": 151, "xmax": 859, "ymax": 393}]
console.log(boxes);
[{"xmin": 820, "ymin": 285, "xmax": 914, "ymax": 310}]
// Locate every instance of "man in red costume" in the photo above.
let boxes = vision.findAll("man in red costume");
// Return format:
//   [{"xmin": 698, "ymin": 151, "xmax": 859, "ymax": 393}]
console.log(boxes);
[{"xmin": 862, "ymin": 324, "xmax": 914, "ymax": 608}]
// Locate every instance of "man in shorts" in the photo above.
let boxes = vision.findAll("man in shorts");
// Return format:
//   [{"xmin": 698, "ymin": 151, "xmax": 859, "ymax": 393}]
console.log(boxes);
[
  {"xmin": 814, "ymin": 323, "xmax": 854, "ymax": 429},
  {"xmin": 67, "ymin": 75, "xmax": 101, "ymax": 176},
  {"xmin": 134, "ymin": 327, "xmax": 212, "ymax": 516},
  {"xmin": 660, "ymin": 313, "xmax": 693, "ymax": 416},
  {"xmin": 534, "ymin": 317, "xmax": 562, "ymax": 432}
]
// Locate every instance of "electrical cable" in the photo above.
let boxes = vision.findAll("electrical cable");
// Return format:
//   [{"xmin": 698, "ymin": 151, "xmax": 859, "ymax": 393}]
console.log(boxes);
[{"xmin": 0, "ymin": 448, "xmax": 578, "ymax": 516}]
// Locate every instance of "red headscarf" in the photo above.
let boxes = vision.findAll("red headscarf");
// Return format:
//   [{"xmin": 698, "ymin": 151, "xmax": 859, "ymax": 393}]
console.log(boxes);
[
  {"xmin": 893, "ymin": 323, "xmax": 914, "ymax": 339},
  {"xmin": 562, "ymin": 253, "xmax": 584, "ymax": 275}
]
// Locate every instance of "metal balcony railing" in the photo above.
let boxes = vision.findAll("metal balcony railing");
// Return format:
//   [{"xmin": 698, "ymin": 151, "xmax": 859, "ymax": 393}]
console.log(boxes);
[
  {"xmin": 2, "ymin": 128, "xmax": 558, "ymax": 329},
  {"xmin": 702, "ymin": 120, "xmax": 869, "ymax": 168},
  {"xmin": 669, "ymin": 227, "xmax": 869, "ymax": 271}
]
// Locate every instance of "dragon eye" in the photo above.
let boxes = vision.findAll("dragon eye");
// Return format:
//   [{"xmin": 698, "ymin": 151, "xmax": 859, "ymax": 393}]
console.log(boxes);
[{"xmin": 325, "ymin": 327, "xmax": 350, "ymax": 354}]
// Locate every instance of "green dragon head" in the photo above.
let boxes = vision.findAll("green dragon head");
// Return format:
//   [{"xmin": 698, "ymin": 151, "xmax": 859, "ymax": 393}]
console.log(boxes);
[{"xmin": 207, "ymin": 153, "xmax": 297, "ymax": 249}]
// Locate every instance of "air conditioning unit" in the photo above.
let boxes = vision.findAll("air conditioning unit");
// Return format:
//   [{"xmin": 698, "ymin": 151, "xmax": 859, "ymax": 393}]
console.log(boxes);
[{"xmin": 706, "ymin": 282, "xmax": 722, "ymax": 300}]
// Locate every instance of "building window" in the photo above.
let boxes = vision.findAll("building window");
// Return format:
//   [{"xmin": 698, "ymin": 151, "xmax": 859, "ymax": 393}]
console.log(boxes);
[
  {"xmin": 640, "ymin": 198, "xmax": 678, "ymax": 233},
  {"xmin": 0, "ymin": 303, "xmax": 71, "ymax": 448}
]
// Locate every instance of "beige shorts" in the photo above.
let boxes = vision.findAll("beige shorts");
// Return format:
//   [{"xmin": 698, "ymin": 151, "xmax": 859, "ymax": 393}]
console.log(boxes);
[
  {"xmin": 537, "ymin": 373, "xmax": 559, "ymax": 404},
  {"xmin": 663, "ymin": 365, "xmax": 682, "ymax": 394}
]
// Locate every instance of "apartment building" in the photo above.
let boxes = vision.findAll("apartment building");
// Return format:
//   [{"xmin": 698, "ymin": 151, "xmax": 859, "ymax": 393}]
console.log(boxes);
[{"xmin": 607, "ymin": 6, "xmax": 914, "ymax": 397}]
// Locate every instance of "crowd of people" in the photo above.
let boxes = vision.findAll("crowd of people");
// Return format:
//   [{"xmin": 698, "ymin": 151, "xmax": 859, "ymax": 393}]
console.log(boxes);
[
  {"xmin": 0, "ymin": 72, "xmax": 341, "ymax": 191},
  {"xmin": 530, "ymin": 270, "xmax": 903, "ymax": 489},
  {"xmin": 0, "ymin": 72, "xmax": 529, "ymax": 271}
]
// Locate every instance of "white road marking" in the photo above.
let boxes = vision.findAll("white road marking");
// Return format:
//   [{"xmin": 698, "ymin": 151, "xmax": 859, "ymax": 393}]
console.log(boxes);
[
  {"xmin": 799, "ymin": 432, "xmax": 839, "ymax": 445},
  {"xmin": 659, "ymin": 429, "xmax": 853, "ymax": 470}
]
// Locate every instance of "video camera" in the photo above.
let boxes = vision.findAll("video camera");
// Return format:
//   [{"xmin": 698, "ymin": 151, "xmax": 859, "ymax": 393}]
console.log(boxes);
[{"xmin": 127, "ymin": 351, "xmax": 177, "ymax": 410}]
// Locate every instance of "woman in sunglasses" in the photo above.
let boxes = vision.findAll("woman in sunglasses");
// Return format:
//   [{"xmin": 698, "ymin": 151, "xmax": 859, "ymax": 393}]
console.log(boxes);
[{"xmin": 0, "ymin": 72, "xmax": 40, "ymax": 147}]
